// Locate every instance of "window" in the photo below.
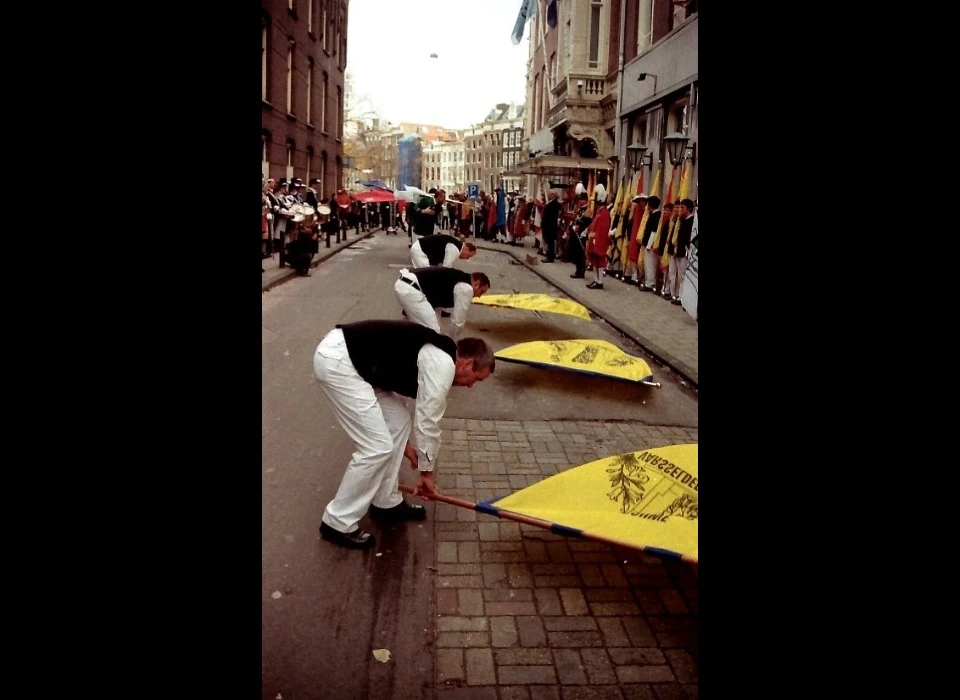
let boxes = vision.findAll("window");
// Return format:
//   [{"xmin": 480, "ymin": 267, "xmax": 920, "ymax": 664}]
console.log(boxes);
[
  {"xmin": 286, "ymin": 141, "xmax": 295, "ymax": 181},
  {"xmin": 321, "ymin": 72, "xmax": 328, "ymax": 131},
  {"xmin": 637, "ymin": 0, "xmax": 653, "ymax": 54},
  {"xmin": 533, "ymin": 74, "xmax": 540, "ymax": 131},
  {"xmin": 540, "ymin": 69, "xmax": 548, "ymax": 128},
  {"xmin": 286, "ymin": 39, "xmax": 295, "ymax": 115},
  {"xmin": 307, "ymin": 0, "xmax": 314, "ymax": 34},
  {"xmin": 261, "ymin": 19, "xmax": 269, "ymax": 102},
  {"xmin": 335, "ymin": 4, "xmax": 342, "ymax": 54},
  {"xmin": 669, "ymin": 100, "xmax": 689, "ymax": 137},
  {"xmin": 588, "ymin": 2, "xmax": 602, "ymax": 68},
  {"xmin": 288, "ymin": 0, "xmax": 295, "ymax": 10},
  {"xmin": 549, "ymin": 52, "xmax": 557, "ymax": 89},
  {"xmin": 337, "ymin": 86, "xmax": 343, "ymax": 139},
  {"xmin": 339, "ymin": 4, "xmax": 347, "ymax": 70},
  {"xmin": 306, "ymin": 59, "xmax": 314, "ymax": 124},
  {"xmin": 322, "ymin": 1, "xmax": 328, "ymax": 51},
  {"xmin": 306, "ymin": 147, "xmax": 313, "ymax": 185},
  {"xmin": 321, "ymin": 151, "xmax": 327, "ymax": 198},
  {"xmin": 262, "ymin": 133, "xmax": 270, "ymax": 179}
]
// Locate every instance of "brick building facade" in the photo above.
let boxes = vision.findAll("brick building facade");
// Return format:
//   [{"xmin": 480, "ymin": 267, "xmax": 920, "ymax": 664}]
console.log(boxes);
[{"xmin": 262, "ymin": 0, "xmax": 347, "ymax": 200}]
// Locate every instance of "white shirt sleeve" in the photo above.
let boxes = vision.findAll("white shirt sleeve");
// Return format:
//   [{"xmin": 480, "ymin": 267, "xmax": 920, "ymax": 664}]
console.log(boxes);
[
  {"xmin": 443, "ymin": 243, "xmax": 460, "ymax": 267},
  {"xmin": 449, "ymin": 282, "xmax": 474, "ymax": 340},
  {"xmin": 413, "ymin": 343, "xmax": 456, "ymax": 469}
]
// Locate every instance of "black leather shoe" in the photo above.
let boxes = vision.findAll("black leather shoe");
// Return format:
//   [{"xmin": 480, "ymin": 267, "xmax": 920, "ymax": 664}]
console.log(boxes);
[
  {"xmin": 319, "ymin": 522, "xmax": 376, "ymax": 549},
  {"xmin": 440, "ymin": 310, "xmax": 452, "ymax": 317},
  {"xmin": 369, "ymin": 500, "xmax": 427, "ymax": 522},
  {"xmin": 540, "ymin": 258, "xmax": 554, "ymax": 263},
  {"xmin": 570, "ymin": 272, "xmax": 585, "ymax": 279}
]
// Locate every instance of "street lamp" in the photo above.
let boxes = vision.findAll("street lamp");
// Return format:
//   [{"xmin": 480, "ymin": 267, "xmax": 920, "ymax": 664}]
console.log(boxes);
[
  {"xmin": 626, "ymin": 141, "xmax": 650, "ymax": 171},
  {"xmin": 664, "ymin": 132, "xmax": 696, "ymax": 167}
]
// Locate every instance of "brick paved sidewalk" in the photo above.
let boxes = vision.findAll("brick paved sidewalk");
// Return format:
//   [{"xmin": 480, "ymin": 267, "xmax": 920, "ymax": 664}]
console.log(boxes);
[{"xmin": 428, "ymin": 419, "xmax": 699, "ymax": 700}]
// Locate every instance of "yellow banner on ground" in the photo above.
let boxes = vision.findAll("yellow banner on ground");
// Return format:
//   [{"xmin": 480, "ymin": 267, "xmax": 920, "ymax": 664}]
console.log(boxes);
[
  {"xmin": 492, "ymin": 444, "xmax": 698, "ymax": 561},
  {"xmin": 495, "ymin": 338, "xmax": 654, "ymax": 383},
  {"xmin": 473, "ymin": 294, "xmax": 591, "ymax": 320}
]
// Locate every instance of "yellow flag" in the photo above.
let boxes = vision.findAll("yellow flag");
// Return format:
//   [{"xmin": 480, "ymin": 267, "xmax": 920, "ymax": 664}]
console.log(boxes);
[
  {"xmin": 615, "ymin": 175, "xmax": 631, "ymax": 264},
  {"xmin": 587, "ymin": 171, "xmax": 596, "ymax": 217},
  {"xmin": 611, "ymin": 176, "xmax": 624, "ymax": 214},
  {"xmin": 495, "ymin": 339, "xmax": 654, "ymax": 383},
  {"xmin": 633, "ymin": 167, "xmax": 660, "ymax": 276},
  {"xmin": 655, "ymin": 164, "xmax": 680, "ymax": 270},
  {"xmin": 649, "ymin": 166, "xmax": 662, "ymax": 204},
  {"xmin": 473, "ymin": 293, "xmax": 592, "ymax": 320},
  {"xmin": 611, "ymin": 174, "xmax": 633, "ymax": 267},
  {"xmin": 670, "ymin": 160, "xmax": 694, "ymax": 246},
  {"xmin": 491, "ymin": 443, "xmax": 698, "ymax": 561}
]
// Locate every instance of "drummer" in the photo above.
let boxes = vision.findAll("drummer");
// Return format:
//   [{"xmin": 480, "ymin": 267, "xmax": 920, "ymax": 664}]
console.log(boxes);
[{"xmin": 290, "ymin": 179, "xmax": 305, "ymax": 204}]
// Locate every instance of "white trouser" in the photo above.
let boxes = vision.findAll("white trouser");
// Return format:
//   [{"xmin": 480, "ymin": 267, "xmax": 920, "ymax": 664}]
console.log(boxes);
[
  {"xmin": 314, "ymin": 329, "xmax": 410, "ymax": 533},
  {"xmin": 410, "ymin": 241, "xmax": 430, "ymax": 268},
  {"xmin": 665, "ymin": 256, "xmax": 688, "ymax": 298},
  {"xmin": 394, "ymin": 278, "xmax": 441, "ymax": 331},
  {"xmin": 642, "ymin": 249, "xmax": 660, "ymax": 288}
]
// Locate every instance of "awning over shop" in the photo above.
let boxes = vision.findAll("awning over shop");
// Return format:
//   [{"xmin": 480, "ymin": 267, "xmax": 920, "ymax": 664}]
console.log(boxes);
[{"xmin": 504, "ymin": 154, "xmax": 611, "ymax": 179}]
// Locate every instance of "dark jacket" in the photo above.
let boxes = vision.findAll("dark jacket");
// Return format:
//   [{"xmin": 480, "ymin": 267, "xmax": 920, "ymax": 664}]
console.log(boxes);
[
  {"xmin": 540, "ymin": 198, "xmax": 562, "ymax": 241},
  {"xmin": 639, "ymin": 210, "xmax": 663, "ymax": 249},
  {"xmin": 669, "ymin": 215, "xmax": 694, "ymax": 258}
]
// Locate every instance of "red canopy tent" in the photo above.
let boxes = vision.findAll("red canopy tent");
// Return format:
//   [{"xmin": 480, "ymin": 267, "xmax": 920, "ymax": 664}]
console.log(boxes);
[{"xmin": 352, "ymin": 189, "xmax": 396, "ymax": 204}]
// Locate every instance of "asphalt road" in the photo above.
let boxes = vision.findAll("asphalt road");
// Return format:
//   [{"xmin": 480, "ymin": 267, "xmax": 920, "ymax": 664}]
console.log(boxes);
[{"xmin": 261, "ymin": 233, "xmax": 699, "ymax": 699}]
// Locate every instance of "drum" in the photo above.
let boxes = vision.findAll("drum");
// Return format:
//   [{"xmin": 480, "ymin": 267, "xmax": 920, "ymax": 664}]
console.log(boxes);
[
  {"xmin": 300, "ymin": 204, "xmax": 316, "ymax": 228},
  {"xmin": 289, "ymin": 204, "xmax": 307, "ymax": 225},
  {"xmin": 318, "ymin": 204, "xmax": 332, "ymax": 216}
]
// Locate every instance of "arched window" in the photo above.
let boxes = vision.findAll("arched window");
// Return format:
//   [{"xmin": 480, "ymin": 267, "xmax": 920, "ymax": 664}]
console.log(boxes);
[
  {"xmin": 262, "ymin": 130, "xmax": 271, "ymax": 179},
  {"xmin": 306, "ymin": 58, "xmax": 314, "ymax": 125},
  {"xmin": 286, "ymin": 140, "xmax": 296, "ymax": 181},
  {"xmin": 306, "ymin": 146, "xmax": 314, "ymax": 186},
  {"xmin": 320, "ymin": 151, "xmax": 327, "ymax": 199},
  {"xmin": 261, "ymin": 16, "xmax": 270, "ymax": 102},
  {"xmin": 321, "ymin": 2, "xmax": 328, "ymax": 51},
  {"xmin": 322, "ymin": 72, "xmax": 328, "ymax": 132},
  {"xmin": 286, "ymin": 38, "xmax": 295, "ymax": 115},
  {"xmin": 336, "ymin": 85, "xmax": 343, "ymax": 140}
]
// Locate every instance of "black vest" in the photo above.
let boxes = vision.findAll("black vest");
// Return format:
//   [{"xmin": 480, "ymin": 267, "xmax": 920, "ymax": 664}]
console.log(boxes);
[
  {"xmin": 418, "ymin": 234, "xmax": 462, "ymax": 265},
  {"xmin": 337, "ymin": 320, "xmax": 457, "ymax": 398},
  {"xmin": 640, "ymin": 210, "xmax": 663, "ymax": 248},
  {"xmin": 411, "ymin": 266, "xmax": 472, "ymax": 309}
]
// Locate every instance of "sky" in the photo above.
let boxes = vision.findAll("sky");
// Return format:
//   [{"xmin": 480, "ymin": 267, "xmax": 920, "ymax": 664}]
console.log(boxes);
[{"xmin": 345, "ymin": 0, "xmax": 531, "ymax": 129}]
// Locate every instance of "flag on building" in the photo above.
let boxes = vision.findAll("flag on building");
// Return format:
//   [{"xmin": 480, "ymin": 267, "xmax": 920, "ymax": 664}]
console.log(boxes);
[{"xmin": 511, "ymin": 0, "xmax": 537, "ymax": 45}]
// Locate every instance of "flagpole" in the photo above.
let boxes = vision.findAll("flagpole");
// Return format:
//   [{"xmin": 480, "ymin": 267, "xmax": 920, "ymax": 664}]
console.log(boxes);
[{"xmin": 398, "ymin": 484, "xmax": 696, "ymax": 564}]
